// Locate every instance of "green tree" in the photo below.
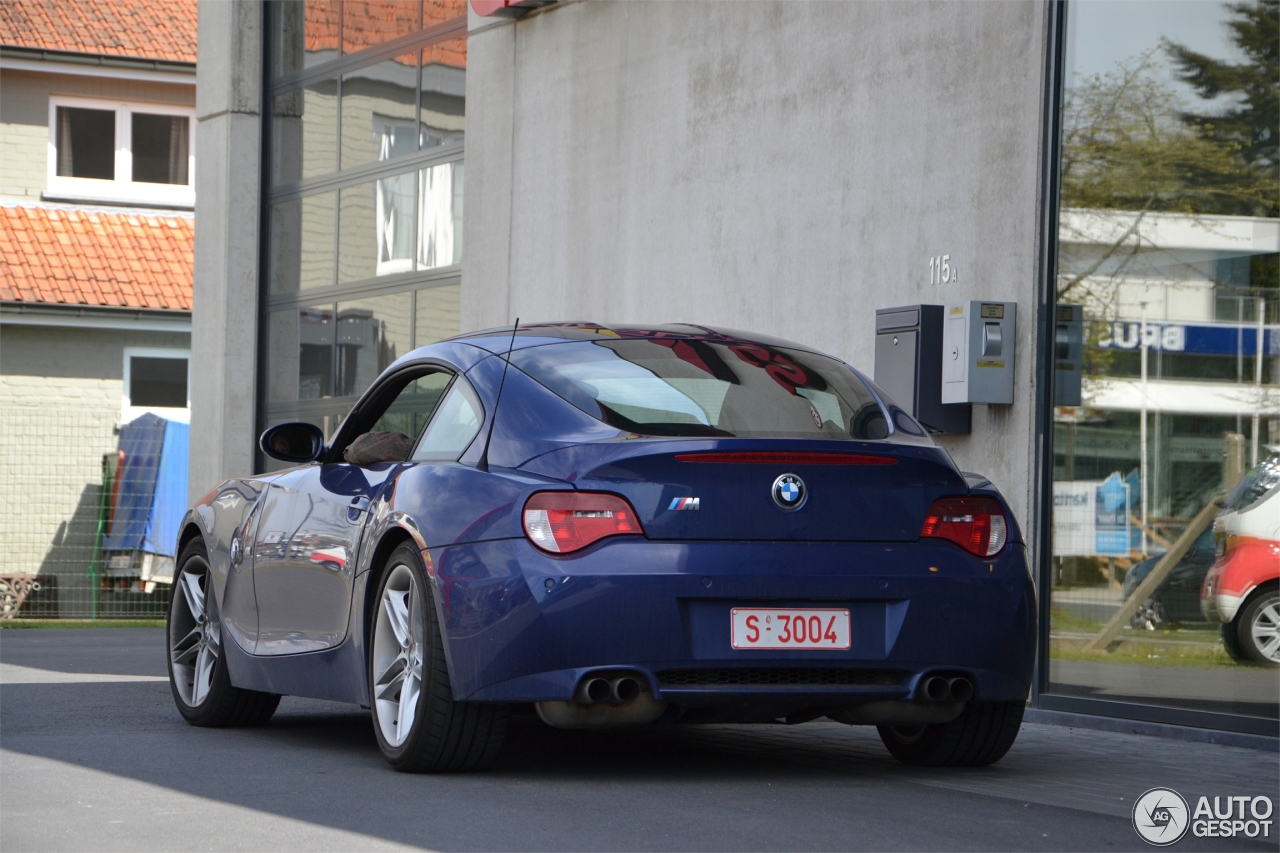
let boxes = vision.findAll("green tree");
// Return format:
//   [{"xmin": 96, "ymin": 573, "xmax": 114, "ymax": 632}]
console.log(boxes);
[
  {"xmin": 1165, "ymin": 0, "xmax": 1278, "ymax": 187},
  {"xmin": 1060, "ymin": 53, "xmax": 1271, "ymax": 219}
]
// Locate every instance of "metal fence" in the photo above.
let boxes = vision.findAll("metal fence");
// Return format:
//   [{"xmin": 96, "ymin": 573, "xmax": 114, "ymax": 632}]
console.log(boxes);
[{"xmin": 0, "ymin": 401, "xmax": 173, "ymax": 621}]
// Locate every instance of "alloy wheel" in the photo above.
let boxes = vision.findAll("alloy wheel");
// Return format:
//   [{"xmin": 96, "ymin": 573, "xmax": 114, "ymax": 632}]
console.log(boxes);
[
  {"xmin": 1249, "ymin": 599, "xmax": 1280, "ymax": 662},
  {"xmin": 170, "ymin": 558, "xmax": 221, "ymax": 707},
  {"xmin": 373, "ymin": 564, "xmax": 425, "ymax": 747}
]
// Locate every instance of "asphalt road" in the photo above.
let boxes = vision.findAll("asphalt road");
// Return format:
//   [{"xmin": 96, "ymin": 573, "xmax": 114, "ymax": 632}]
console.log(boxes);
[{"xmin": 1, "ymin": 629, "xmax": 1277, "ymax": 853}]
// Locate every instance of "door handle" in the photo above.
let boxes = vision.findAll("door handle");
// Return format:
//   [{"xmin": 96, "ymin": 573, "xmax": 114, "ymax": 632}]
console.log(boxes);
[{"xmin": 347, "ymin": 496, "xmax": 371, "ymax": 523}]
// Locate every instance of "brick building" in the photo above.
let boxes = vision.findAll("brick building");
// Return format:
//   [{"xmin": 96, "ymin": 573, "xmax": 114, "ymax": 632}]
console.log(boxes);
[{"xmin": 0, "ymin": 0, "xmax": 196, "ymax": 612}]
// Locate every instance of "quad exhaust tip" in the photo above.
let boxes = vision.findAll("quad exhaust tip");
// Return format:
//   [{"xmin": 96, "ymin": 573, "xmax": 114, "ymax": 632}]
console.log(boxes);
[{"xmin": 921, "ymin": 675, "xmax": 973, "ymax": 703}]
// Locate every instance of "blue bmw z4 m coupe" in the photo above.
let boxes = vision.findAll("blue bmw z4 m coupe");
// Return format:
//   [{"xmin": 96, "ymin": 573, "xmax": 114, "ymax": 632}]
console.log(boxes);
[{"xmin": 168, "ymin": 323, "xmax": 1036, "ymax": 771}]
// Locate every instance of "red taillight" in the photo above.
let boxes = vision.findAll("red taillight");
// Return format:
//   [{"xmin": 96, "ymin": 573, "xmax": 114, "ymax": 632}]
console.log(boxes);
[
  {"xmin": 920, "ymin": 497, "xmax": 1008, "ymax": 557},
  {"xmin": 522, "ymin": 492, "xmax": 643, "ymax": 554}
]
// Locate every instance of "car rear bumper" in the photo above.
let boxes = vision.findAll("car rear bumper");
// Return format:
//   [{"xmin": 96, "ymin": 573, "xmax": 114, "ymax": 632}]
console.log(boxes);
[
  {"xmin": 1200, "ymin": 541, "xmax": 1280, "ymax": 623},
  {"xmin": 427, "ymin": 537, "xmax": 1037, "ymax": 708}
]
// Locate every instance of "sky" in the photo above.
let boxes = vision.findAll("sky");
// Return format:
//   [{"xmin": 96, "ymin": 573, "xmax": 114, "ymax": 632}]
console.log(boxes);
[{"xmin": 1066, "ymin": 0, "xmax": 1246, "ymax": 107}]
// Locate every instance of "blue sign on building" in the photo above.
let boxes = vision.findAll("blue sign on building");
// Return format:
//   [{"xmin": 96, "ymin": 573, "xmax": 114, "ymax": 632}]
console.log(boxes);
[{"xmin": 1099, "ymin": 321, "xmax": 1279, "ymax": 356}]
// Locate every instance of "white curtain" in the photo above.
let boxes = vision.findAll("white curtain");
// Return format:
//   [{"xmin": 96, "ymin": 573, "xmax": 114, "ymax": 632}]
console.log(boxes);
[{"xmin": 168, "ymin": 116, "xmax": 189, "ymax": 185}]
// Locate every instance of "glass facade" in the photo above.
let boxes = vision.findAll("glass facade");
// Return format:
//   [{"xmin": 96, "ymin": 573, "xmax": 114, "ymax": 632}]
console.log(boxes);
[
  {"xmin": 262, "ymin": 0, "xmax": 467, "ymax": 450},
  {"xmin": 1046, "ymin": 1, "xmax": 1278, "ymax": 724}
]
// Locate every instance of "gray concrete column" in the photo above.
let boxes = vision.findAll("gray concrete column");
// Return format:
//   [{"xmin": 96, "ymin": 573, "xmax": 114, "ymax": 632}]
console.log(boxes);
[{"xmin": 190, "ymin": 0, "xmax": 263, "ymax": 503}]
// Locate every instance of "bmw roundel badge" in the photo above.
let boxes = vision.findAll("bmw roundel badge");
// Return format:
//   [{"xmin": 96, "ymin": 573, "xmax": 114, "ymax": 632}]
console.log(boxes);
[{"xmin": 771, "ymin": 473, "xmax": 806, "ymax": 511}]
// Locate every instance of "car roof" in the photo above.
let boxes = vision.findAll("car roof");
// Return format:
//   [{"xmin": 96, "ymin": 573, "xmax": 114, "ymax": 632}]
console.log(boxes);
[{"xmin": 448, "ymin": 322, "xmax": 827, "ymax": 357}]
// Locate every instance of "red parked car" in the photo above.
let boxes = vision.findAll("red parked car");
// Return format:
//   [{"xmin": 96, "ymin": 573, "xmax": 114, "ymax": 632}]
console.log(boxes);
[{"xmin": 1201, "ymin": 453, "xmax": 1280, "ymax": 666}]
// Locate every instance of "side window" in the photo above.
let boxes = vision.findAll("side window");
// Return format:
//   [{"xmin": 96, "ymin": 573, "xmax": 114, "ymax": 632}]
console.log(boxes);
[
  {"xmin": 371, "ymin": 372, "xmax": 452, "ymax": 441},
  {"xmin": 412, "ymin": 377, "xmax": 484, "ymax": 463}
]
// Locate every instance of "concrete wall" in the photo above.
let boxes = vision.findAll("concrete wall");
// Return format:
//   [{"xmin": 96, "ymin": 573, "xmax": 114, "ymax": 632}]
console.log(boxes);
[
  {"xmin": 0, "ymin": 325, "xmax": 189, "ymax": 580},
  {"xmin": 0, "ymin": 70, "xmax": 195, "ymax": 199},
  {"xmin": 462, "ymin": 0, "xmax": 1052, "ymax": 527},
  {"xmin": 190, "ymin": 0, "xmax": 264, "ymax": 503}
]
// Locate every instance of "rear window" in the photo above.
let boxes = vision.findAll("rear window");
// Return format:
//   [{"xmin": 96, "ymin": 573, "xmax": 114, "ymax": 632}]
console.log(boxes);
[{"xmin": 511, "ymin": 339, "xmax": 890, "ymax": 440}]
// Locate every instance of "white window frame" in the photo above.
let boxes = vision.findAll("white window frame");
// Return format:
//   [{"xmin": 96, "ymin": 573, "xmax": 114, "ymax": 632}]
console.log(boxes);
[
  {"xmin": 47, "ymin": 96, "xmax": 196, "ymax": 207},
  {"xmin": 122, "ymin": 347, "xmax": 191, "ymax": 424}
]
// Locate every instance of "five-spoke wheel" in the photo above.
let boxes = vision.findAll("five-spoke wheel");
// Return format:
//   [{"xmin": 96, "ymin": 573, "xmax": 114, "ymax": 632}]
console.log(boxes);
[
  {"xmin": 372, "ymin": 564, "xmax": 425, "ymax": 747},
  {"xmin": 170, "ymin": 559, "xmax": 221, "ymax": 707},
  {"xmin": 166, "ymin": 538, "xmax": 280, "ymax": 727},
  {"xmin": 368, "ymin": 542, "xmax": 508, "ymax": 772}
]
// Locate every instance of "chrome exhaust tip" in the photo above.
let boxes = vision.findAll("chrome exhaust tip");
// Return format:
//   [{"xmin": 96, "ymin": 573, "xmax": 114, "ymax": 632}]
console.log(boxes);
[
  {"xmin": 921, "ymin": 675, "xmax": 951, "ymax": 703},
  {"xmin": 609, "ymin": 676, "xmax": 641, "ymax": 705},
  {"xmin": 575, "ymin": 677, "xmax": 611, "ymax": 706},
  {"xmin": 948, "ymin": 677, "xmax": 974, "ymax": 703}
]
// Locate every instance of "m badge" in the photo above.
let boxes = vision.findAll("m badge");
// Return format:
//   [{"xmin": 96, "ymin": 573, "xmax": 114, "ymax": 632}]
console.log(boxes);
[{"xmin": 669, "ymin": 497, "xmax": 700, "ymax": 510}]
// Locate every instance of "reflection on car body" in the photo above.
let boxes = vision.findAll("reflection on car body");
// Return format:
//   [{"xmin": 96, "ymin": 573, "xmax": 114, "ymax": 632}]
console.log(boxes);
[{"xmin": 166, "ymin": 324, "xmax": 1037, "ymax": 771}]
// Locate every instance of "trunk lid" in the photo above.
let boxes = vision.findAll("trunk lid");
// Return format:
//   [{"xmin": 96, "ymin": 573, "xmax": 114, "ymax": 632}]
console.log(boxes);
[{"xmin": 524, "ymin": 439, "xmax": 968, "ymax": 543}]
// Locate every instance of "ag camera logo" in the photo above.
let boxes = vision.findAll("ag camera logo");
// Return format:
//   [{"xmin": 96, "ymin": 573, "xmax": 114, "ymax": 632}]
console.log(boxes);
[{"xmin": 1132, "ymin": 788, "xmax": 1189, "ymax": 846}]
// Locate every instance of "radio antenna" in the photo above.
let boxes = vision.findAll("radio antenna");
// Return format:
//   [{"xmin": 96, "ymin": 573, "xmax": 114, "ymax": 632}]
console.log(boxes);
[{"xmin": 476, "ymin": 318, "xmax": 519, "ymax": 472}]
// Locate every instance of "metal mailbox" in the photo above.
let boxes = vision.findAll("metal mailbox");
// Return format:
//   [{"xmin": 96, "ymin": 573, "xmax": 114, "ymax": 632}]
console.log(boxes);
[{"xmin": 874, "ymin": 305, "xmax": 971, "ymax": 435}]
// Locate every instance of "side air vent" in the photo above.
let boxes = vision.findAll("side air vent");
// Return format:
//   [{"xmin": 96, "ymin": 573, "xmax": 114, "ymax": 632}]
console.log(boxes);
[{"xmin": 656, "ymin": 669, "xmax": 904, "ymax": 688}]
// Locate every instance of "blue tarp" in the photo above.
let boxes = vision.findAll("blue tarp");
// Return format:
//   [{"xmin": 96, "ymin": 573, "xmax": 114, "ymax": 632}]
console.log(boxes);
[{"xmin": 102, "ymin": 415, "xmax": 188, "ymax": 557}]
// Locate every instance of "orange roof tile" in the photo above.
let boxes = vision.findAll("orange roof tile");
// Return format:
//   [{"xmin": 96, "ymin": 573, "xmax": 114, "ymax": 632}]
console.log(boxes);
[
  {"xmin": 302, "ymin": 0, "xmax": 466, "ymax": 67},
  {"xmin": 0, "ymin": 204, "xmax": 192, "ymax": 312},
  {"xmin": 0, "ymin": 0, "xmax": 197, "ymax": 64}
]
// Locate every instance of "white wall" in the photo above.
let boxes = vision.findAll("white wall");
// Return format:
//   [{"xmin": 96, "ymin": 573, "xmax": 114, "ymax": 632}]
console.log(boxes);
[{"xmin": 463, "ymin": 0, "xmax": 1052, "ymax": 528}]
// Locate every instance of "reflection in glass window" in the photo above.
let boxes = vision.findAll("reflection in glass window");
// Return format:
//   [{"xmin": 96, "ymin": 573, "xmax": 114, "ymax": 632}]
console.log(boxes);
[
  {"xmin": 272, "ymin": 0, "xmax": 341, "ymax": 76},
  {"xmin": 336, "ymin": 293, "xmax": 413, "ymax": 396},
  {"xmin": 414, "ymin": 283, "xmax": 461, "ymax": 346},
  {"xmin": 298, "ymin": 305, "xmax": 335, "ymax": 400},
  {"xmin": 419, "ymin": 161, "xmax": 463, "ymax": 270},
  {"xmin": 421, "ymin": 36, "xmax": 466, "ymax": 148},
  {"xmin": 342, "ymin": 0, "xmax": 422, "ymax": 55},
  {"xmin": 340, "ymin": 53, "xmax": 420, "ymax": 172},
  {"xmin": 372, "ymin": 371, "xmax": 451, "ymax": 440},
  {"xmin": 375, "ymin": 125, "xmax": 417, "ymax": 274},
  {"xmin": 269, "ymin": 192, "xmax": 337, "ymax": 293},
  {"xmin": 1048, "ymin": 0, "xmax": 1278, "ymax": 720},
  {"xmin": 413, "ymin": 376, "xmax": 482, "ymax": 461},
  {"xmin": 273, "ymin": 81, "xmax": 339, "ymax": 184},
  {"xmin": 513, "ymin": 340, "xmax": 889, "ymax": 440}
]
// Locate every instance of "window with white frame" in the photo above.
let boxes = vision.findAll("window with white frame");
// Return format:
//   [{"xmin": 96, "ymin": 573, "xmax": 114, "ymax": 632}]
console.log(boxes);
[
  {"xmin": 122, "ymin": 348, "xmax": 191, "ymax": 424},
  {"xmin": 48, "ymin": 97, "xmax": 195, "ymax": 207}
]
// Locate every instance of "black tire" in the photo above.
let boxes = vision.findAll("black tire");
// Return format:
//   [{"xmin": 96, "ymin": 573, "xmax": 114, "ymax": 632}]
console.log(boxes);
[
  {"xmin": 1231, "ymin": 587, "xmax": 1280, "ymax": 667},
  {"xmin": 877, "ymin": 700, "xmax": 1024, "ymax": 767},
  {"xmin": 369, "ymin": 542, "xmax": 509, "ymax": 772},
  {"xmin": 1221, "ymin": 619, "xmax": 1246, "ymax": 662},
  {"xmin": 167, "ymin": 538, "xmax": 280, "ymax": 727}
]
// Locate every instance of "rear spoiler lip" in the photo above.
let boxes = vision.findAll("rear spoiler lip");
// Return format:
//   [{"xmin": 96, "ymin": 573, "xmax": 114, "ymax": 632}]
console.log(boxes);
[{"xmin": 519, "ymin": 436, "xmax": 963, "ymax": 481}]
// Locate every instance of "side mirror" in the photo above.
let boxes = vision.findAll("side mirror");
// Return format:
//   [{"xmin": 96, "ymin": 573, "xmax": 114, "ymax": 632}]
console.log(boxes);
[{"xmin": 260, "ymin": 422, "xmax": 325, "ymax": 463}]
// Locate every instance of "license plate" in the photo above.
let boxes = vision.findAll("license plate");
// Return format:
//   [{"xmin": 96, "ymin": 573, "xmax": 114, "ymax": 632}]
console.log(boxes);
[{"xmin": 730, "ymin": 608, "xmax": 851, "ymax": 650}]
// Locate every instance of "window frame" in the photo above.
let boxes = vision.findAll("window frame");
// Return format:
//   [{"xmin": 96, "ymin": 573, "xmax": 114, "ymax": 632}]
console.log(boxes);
[
  {"xmin": 46, "ymin": 96, "xmax": 196, "ymax": 207},
  {"xmin": 122, "ymin": 347, "xmax": 191, "ymax": 424}
]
